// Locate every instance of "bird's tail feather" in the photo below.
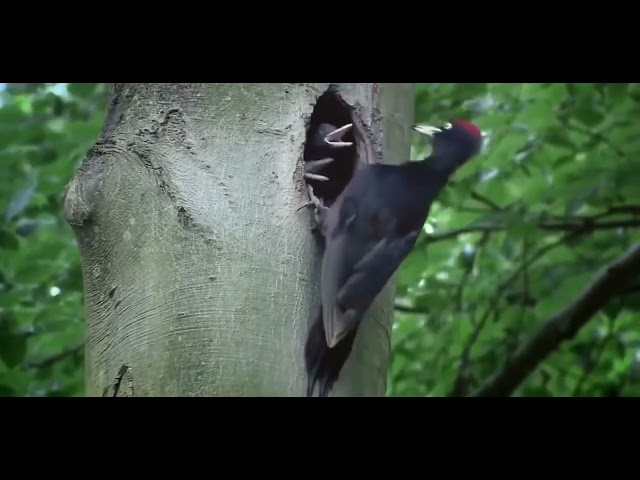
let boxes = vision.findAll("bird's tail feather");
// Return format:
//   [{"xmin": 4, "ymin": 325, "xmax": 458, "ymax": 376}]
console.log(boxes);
[{"xmin": 304, "ymin": 307, "xmax": 357, "ymax": 397}]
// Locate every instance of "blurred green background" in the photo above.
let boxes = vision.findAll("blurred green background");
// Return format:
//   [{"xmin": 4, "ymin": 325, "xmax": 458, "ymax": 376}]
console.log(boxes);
[{"xmin": 1, "ymin": 83, "xmax": 639, "ymax": 397}]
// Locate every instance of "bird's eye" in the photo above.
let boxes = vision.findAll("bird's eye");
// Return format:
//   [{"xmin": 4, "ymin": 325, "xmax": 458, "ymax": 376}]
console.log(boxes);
[{"xmin": 443, "ymin": 122, "xmax": 453, "ymax": 129}]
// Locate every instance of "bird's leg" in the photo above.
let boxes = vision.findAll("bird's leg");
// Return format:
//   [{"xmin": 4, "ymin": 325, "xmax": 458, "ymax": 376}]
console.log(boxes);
[
  {"xmin": 303, "ymin": 123, "xmax": 353, "ymax": 182},
  {"xmin": 297, "ymin": 185, "xmax": 329, "ymax": 235}
]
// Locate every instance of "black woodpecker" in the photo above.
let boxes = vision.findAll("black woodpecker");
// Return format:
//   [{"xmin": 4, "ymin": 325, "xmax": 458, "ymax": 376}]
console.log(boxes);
[{"xmin": 304, "ymin": 118, "xmax": 483, "ymax": 397}]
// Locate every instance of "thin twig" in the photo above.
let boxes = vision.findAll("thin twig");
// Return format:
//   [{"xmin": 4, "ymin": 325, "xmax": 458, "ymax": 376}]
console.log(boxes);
[
  {"xmin": 454, "ymin": 232, "xmax": 490, "ymax": 312},
  {"xmin": 448, "ymin": 232, "xmax": 578, "ymax": 397},
  {"xmin": 423, "ymin": 216, "xmax": 640, "ymax": 245},
  {"xmin": 447, "ymin": 233, "xmax": 491, "ymax": 396},
  {"xmin": 394, "ymin": 303, "xmax": 430, "ymax": 315},
  {"xmin": 470, "ymin": 191, "xmax": 503, "ymax": 211}
]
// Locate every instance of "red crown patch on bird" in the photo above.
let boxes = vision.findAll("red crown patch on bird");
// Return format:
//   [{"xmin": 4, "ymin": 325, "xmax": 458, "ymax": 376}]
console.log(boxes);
[{"xmin": 454, "ymin": 119, "xmax": 482, "ymax": 140}]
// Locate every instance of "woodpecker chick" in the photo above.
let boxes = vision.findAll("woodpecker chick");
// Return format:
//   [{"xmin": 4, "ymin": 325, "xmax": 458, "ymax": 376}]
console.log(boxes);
[
  {"xmin": 304, "ymin": 123, "xmax": 353, "ymax": 182},
  {"xmin": 301, "ymin": 123, "xmax": 354, "ymax": 230},
  {"xmin": 304, "ymin": 118, "xmax": 483, "ymax": 397}
]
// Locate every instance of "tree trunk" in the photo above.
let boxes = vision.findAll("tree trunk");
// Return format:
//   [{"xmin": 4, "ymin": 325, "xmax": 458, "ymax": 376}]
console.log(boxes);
[{"xmin": 63, "ymin": 83, "xmax": 415, "ymax": 397}]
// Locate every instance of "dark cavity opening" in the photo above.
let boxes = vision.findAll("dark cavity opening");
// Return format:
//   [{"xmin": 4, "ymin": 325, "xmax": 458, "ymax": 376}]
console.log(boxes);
[{"xmin": 303, "ymin": 87, "xmax": 356, "ymax": 207}]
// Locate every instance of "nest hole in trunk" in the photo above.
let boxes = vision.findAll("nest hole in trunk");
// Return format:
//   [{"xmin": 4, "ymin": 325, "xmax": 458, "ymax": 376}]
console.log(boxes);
[{"xmin": 302, "ymin": 87, "xmax": 357, "ymax": 208}]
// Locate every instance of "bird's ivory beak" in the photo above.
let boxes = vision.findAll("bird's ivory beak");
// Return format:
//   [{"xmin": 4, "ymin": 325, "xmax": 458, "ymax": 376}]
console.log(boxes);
[{"xmin": 413, "ymin": 124, "xmax": 442, "ymax": 138}]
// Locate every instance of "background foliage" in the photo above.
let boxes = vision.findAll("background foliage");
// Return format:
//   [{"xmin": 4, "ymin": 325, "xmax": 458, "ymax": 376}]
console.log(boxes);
[{"xmin": 1, "ymin": 83, "xmax": 638, "ymax": 396}]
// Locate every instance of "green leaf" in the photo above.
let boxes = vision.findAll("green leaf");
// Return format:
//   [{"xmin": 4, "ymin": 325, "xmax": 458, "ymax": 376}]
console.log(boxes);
[
  {"xmin": 68, "ymin": 83, "xmax": 98, "ymax": 99},
  {"xmin": 0, "ymin": 384, "xmax": 16, "ymax": 396},
  {"xmin": 503, "ymin": 210, "xmax": 539, "ymax": 238},
  {"xmin": 0, "ymin": 103, "xmax": 27, "ymax": 123},
  {"xmin": 0, "ymin": 292, "xmax": 23, "ymax": 308},
  {"xmin": 396, "ymin": 239, "xmax": 429, "ymax": 291},
  {"xmin": 15, "ymin": 260, "xmax": 57, "ymax": 284},
  {"xmin": 606, "ymin": 83, "xmax": 628, "ymax": 103},
  {"xmin": 0, "ymin": 229, "xmax": 19, "ymax": 250},
  {"xmin": 574, "ymin": 103, "xmax": 605, "ymax": 127},
  {"xmin": 541, "ymin": 127, "xmax": 575, "ymax": 149},
  {"xmin": 0, "ymin": 316, "xmax": 28, "ymax": 368}
]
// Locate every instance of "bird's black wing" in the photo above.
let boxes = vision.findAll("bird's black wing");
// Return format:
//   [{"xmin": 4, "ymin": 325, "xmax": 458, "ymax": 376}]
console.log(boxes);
[
  {"xmin": 321, "ymin": 193, "xmax": 421, "ymax": 348},
  {"xmin": 306, "ymin": 190, "xmax": 420, "ymax": 397},
  {"xmin": 335, "ymin": 229, "xmax": 420, "ymax": 315}
]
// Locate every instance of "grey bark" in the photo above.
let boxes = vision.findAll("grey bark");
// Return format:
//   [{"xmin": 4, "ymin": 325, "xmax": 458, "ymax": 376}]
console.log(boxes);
[{"xmin": 63, "ymin": 83, "xmax": 415, "ymax": 397}]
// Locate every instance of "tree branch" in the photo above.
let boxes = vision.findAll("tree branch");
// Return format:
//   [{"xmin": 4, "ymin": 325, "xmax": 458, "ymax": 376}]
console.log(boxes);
[
  {"xmin": 24, "ymin": 343, "xmax": 84, "ymax": 369},
  {"xmin": 470, "ymin": 191, "xmax": 503, "ymax": 211},
  {"xmin": 472, "ymin": 243, "xmax": 640, "ymax": 397},
  {"xmin": 394, "ymin": 302, "xmax": 430, "ymax": 315},
  {"xmin": 423, "ymin": 216, "xmax": 640, "ymax": 245}
]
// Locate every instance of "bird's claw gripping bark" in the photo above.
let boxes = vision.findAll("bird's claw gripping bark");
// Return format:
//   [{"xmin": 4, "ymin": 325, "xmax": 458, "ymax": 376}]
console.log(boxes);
[
  {"xmin": 298, "ymin": 185, "xmax": 329, "ymax": 234},
  {"xmin": 303, "ymin": 123, "xmax": 353, "ymax": 182}
]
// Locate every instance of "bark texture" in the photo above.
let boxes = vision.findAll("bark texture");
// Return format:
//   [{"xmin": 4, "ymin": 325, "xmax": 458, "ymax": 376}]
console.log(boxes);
[{"xmin": 63, "ymin": 83, "xmax": 415, "ymax": 397}]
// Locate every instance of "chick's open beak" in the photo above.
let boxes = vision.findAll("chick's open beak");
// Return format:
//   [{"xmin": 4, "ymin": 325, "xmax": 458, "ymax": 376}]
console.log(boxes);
[{"xmin": 413, "ymin": 124, "xmax": 442, "ymax": 138}]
